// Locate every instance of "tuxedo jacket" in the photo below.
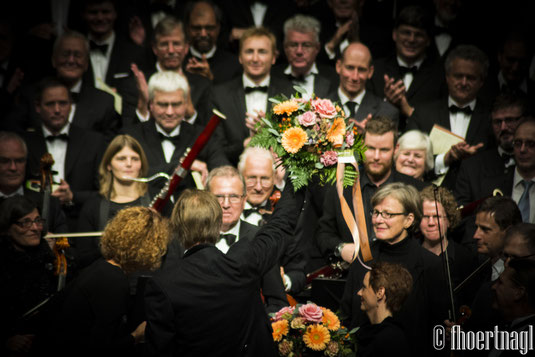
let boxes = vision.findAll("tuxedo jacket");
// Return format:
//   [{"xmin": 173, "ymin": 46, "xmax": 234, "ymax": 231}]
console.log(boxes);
[
  {"xmin": 185, "ymin": 48, "xmax": 242, "ymax": 85},
  {"xmin": 454, "ymin": 148, "xmax": 514, "ymax": 206},
  {"xmin": 143, "ymin": 187, "xmax": 300, "ymax": 357},
  {"xmin": 407, "ymin": 97, "xmax": 492, "ymax": 189},
  {"xmin": 211, "ymin": 76, "xmax": 294, "ymax": 165},
  {"xmin": 327, "ymin": 89, "xmax": 400, "ymax": 126},
  {"xmin": 238, "ymin": 220, "xmax": 289, "ymax": 314},
  {"xmin": 271, "ymin": 63, "xmax": 339, "ymax": 100},
  {"xmin": 122, "ymin": 120, "xmax": 229, "ymax": 196},
  {"xmin": 6, "ymin": 80, "xmax": 120, "ymax": 142},
  {"xmin": 317, "ymin": 169, "xmax": 426, "ymax": 258}
]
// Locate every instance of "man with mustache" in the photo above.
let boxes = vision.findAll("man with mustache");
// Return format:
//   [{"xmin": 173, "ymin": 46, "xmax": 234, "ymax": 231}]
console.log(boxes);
[{"xmin": 455, "ymin": 92, "xmax": 528, "ymax": 206}]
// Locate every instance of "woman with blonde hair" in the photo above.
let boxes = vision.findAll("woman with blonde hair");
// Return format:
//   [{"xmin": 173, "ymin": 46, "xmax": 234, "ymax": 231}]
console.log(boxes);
[{"xmin": 76, "ymin": 134, "xmax": 151, "ymax": 268}]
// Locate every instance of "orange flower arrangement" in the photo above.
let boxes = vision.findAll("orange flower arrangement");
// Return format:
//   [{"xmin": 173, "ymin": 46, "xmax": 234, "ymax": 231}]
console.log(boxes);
[
  {"xmin": 303, "ymin": 324, "xmax": 331, "ymax": 351},
  {"xmin": 270, "ymin": 303, "xmax": 356, "ymax": 356},
  {"xmin": 326, "ymin": 117, "xmax": 346, "ymax": 148},
  {"xmin": 273, "ymin": 99, "xmax": 299, "ymax": 116},
  {"xmin": 281, "ymin": 127, "xmax": 307, "ymax": 154}
]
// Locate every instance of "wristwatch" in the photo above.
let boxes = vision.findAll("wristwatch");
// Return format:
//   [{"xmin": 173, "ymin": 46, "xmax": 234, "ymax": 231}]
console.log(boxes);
[{"xmin": 334, "ymin": 243, "xmax": 346, "ymax": 258}]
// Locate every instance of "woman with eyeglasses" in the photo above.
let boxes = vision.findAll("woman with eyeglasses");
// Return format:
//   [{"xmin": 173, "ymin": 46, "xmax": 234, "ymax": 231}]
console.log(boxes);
[
  {"xmin": 339, "ymin": 182, "xmax": 448, "ymax": 355},
  {"xmin": 0, "ymin": 196, "xmax": 58, "ymax": 355}
]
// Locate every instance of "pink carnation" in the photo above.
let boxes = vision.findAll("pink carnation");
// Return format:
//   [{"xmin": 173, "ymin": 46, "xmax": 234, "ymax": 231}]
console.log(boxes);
[
  {"xmin": 298, "ymin": 111, "xmax": 317, "ymax": 127},
  {"xmin": 320, "ymin": 151, "xmax": 338, "ymax": 167},
  {"xmin": 346, "ymin": 131, "xmax": 355, "ymax": 146},
  {"xmin": 274, "ymin": 306, "xmax": 295, "ymax": 321},
  {"xmin": 299, "ymin": 303, "xmax": 323, "ymax": 323},
  {"xmin": 312, "ymin": 99, "xmax": 337, "ymax": 119}
]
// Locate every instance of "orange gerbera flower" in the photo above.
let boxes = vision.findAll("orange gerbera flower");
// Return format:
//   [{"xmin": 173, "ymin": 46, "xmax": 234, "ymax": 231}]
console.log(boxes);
[
  {"xmin": 282, "ymin": 127, "xmax": 307, "ymax": 154},
  {"xmin": 272, "ymin": 320, "xmax": 289, "ymax": 342},
  {"xmin": 321, "ymin": 308, "xmax": 341, "ymax": 331},
  {"xmin": 303, "ymin": 324, "xmax": 330, "ymax": 351},
  {"xmin": 326, "ymin": 117, "xmax": 346, "ymax": 148},
  {"xmin": 273, "ymin": 100, "xmax": 299, "ymax": 116}
]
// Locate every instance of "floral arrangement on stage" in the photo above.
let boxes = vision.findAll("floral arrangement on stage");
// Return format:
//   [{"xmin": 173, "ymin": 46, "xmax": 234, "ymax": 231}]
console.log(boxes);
[
  {"xmin": 270, "ymin": 303, "xmax": 356, "ymax": 356},
  {"xmin": 249, "ymin": 89, "xmax": 366, "ymax": 190}
]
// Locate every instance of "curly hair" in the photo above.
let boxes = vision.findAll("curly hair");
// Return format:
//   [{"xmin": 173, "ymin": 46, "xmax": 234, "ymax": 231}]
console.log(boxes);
[
  {"xmin": 369, "ymin": 261, "xmax": 413, "ymax": 314},
  {"xmin": 100, "ymin": 207, "xmax": 170, "ymax": 274},
  {"xmin": 420, "ymin": 185, "xmax": 461, "ymax": 229}
]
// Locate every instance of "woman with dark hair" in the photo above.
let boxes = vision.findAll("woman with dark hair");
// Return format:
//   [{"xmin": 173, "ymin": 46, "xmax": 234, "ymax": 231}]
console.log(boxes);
[
  {"xmin": 339, "ymin": 182, "xmax": 448, "ymax": 355},
  {"xmin": 0, "ymin": 196, "xmax": 57, "ymax": 355},
  {"xmin": 52, "ymin": 206, "xmax": 170, "ymax": 356},
  {"xmin": 356, "ymin": 262, "xmax": 413, "ymax": 357},
  {"xmin": 76, "ymin": 134, "xmax": 152, "ymax": 268}
]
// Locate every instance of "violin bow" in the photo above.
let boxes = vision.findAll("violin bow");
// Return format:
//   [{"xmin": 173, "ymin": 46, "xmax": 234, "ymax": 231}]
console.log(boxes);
[
  {"xmin": 151, "ymin": 109, "xmax": 226, "ymax": 212},
  {"xmin": 39, "ymin": 153, "xmax": 55, "ymax": 233}
]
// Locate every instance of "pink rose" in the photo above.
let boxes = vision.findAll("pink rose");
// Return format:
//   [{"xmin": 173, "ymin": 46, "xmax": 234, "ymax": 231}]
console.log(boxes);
[
  {"xmin": 320, "ymin": 151, "xmax": 338, "ymax": 167},
  {"xmin": 346, "ymin": 131, "xmax": 355, "ymax": 147},
  {"xmin": 298, "ymin": 303, "xmax": 323, "ymax": 323},
  {"xmin": 298, "ymin": 111, "xmax": 317, "ymax": 127},
  {"xmin": 274, "ymin": 306, "xmax": 295, "ymax": 321},
  {"xmin": 312, "ymin": 99, "xmax": 337, "ymax": 119}
]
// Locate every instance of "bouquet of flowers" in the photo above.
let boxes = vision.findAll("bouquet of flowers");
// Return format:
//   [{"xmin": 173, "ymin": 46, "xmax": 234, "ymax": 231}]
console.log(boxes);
[
  {"xmin": 249, "ymin": 88, "xmax": 366, "ymax": 190},
  {"xmin": 271, "ymin": 303, "xmax": 356, "ymax": 357}
]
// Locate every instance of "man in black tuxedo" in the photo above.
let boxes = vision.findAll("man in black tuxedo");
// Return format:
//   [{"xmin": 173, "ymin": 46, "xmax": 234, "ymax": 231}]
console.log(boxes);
[
  {"xmin": 272, "ymin": 14, "xmax": 337, "ymax": 100},
  {"xmin": 368, "ymin": 5, "xmax": 447, "ymax": 132},
  {"xmin": 211, "ymin": 26, "xmax": 294, "ymax": 166},
  {"xmin": 130, "ymin": 16, "xmax": 212, "ymax": 127},
  {"xmin": 21, "ymin": 78, "xmax": 105, "ymax": 230},
  {"xmin": 122, "ymin": 71, "xmax": 228, "ymax": 200},
  {"xmin": 328, "ymin": 42, "xmax": 399, "ymax": 130},
  {"xmin": 237, "ymin": 146, "xmax": 306, "ymax": 296},
  {"xmin": 317, "ymin": 116, "xmax": 425, "ymax": 263},
  {"xmin": 0, "ymin": 131, "xmax": 67, "ymax": 233},
  {"xmin": 183, "ymin": 0, "xmax": 241, "ymax": 84},
  {"xmin": 206, "ymin": 165, "xmax": 288, "ymax": 313},
  {"xmin": 407, "ymin": 44, "xmax": 491, "ymax": 190},
  {"xmin": 81, "ymin": 0, "xmax": 149, "ymax": 120},
  {"xmin": 5, "ymin": 30, "xmax": 120, "ymax": 141},
  {"xmin": 455, "ymin": 92, "xmax": 528, "ymax": 206},
  {"xmin": 144, "ymin": 184, "xmax": 303, "ymax": 356}
]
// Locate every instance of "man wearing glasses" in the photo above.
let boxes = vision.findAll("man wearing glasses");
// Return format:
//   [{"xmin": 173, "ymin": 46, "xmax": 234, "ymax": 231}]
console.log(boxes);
[{"xmin": 206, "ymin": 165, "xmax": 288, "ymax": 313}]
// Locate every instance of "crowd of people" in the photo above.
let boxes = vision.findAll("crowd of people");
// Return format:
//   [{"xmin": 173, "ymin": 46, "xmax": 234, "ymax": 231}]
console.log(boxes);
[{"xmin": 1, "ymin": 0, "xmax": 534, "ymax": 356}]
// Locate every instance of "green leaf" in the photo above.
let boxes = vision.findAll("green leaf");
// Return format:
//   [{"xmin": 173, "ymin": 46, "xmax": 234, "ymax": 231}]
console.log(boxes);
[
  {"xmin": 268, "ymin": 98, "xmax": 281, "ymax": 104},
  {"xmin": 268, "ymin": 128, "xmax": 280, "ymax": 136}
]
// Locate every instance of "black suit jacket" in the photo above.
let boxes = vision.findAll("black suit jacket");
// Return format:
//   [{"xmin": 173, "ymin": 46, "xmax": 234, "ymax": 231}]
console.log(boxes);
[
  {"xmin": 143, "ymin": 186, "xmax": 300, "ymax": 357},
  {"xmin": 211, "ymin": 75, "xmax": 294, "ymax": 165},
  {"xmin": 238, "ymin": 220, "xmax": 289, "ymax": 314},
  {"xmin": 407, "ymin": 97, "xmax": 492, "ymax": 189},
  {"xmin": 454, "ymin": 148, "xmax": 514, "ymax": 206},
  {"xmin": 6, "ymin": 80, "xmax": 120, "ymax": 142},
  {"xmin": 122, "ymin": 120, "xmax": 229, "ymax": 196},
  {"xmin": 317, "ymin": 169, "xmax": 426, "ymax": 258},
  {"xmin": 327, "ymin": 89, "xmax": 400, "ymax": 126}
]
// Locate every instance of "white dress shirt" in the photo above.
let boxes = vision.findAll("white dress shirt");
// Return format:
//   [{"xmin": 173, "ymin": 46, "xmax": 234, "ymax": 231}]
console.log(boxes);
[
  {"xmin": 284, "ymin": 63, "xmax": 318, "ymax": 100},
  {"xmin": 396, "ymin": 56, "xmax": 424, "ymax": 90},
  {"xmin": 88, "ymin": 31, "xmax": 115, "ymax": 84},
  {"xmin": 338, "ymin": 87, "xmax": 366, "ymax": 119},
  {"xmin": 512, "ymin": 168, "xmax": 535, "ymax": 223},
  {"xmin": 216, "ymin": 222, "xmax": 241, "ymax": 254},
  {"xmin": 43, "ymin": 123, "xmax": 71, "ymax": 183},
  {"xmin": 155, "ymin": 123, "xmax": 181, "ymax": 163},
  {"xmin": 243, "ymin": 74, "xmax": 270, "ymax": 114}
]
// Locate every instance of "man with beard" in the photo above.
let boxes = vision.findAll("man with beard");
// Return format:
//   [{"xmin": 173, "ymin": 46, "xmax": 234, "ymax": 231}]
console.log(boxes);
[
  {"xmin": 455, "ymin": 92, "xmax": 528, "ymax": 206},
  {"xmin": 317, "ymin": 116, "xmax": 425, "ymax": 263},
  {"xmin": 183, "ymin": 0, "xmax": 241, "ymax": 84}
]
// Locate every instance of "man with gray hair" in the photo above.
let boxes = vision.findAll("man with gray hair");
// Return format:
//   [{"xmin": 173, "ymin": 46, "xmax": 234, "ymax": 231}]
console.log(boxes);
[
  {"xmin": 122, "ymin": 70, "xmax": 228, "ymax": 200},
  {"xmin": 273, "ymin": 14, "xmax": 337, "ymax": 99}
]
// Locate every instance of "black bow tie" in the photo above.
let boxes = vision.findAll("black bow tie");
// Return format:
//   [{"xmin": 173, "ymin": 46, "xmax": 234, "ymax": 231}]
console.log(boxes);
[
  {"xmin": 287, "ymin": 73, "xmax": 306, "ymax": 83},
  {"xmin": 46, "ymin": 134, "xmax": 69, "ymax": 142},
  {"xmin": 244, "ymin": 86, "xmax": 268, "ymax": 94},
  {"xmin": 220, "ymin": 233, "xmax": 237, "ymax": 246},
  {"xmin": 449, "ymin": 105, "xmax": 472, "ymax": 115},
  {"xmin": 158, "ymin": 132, "xmax": 181, "ymax": 144},
  {"xmin": 243, "ymin": 206, "xmax": 263, "ymax": 218},
  {"xmin": 90, "ymin": 41, "xmax": 109, "ymax": 55},
  {"xmin": 501, "ymin": 152, "xmax": 514, "ymax": 164},
  {"xmin": 398, "ymin": 66, "xmax": 418, "ymax": 76}
]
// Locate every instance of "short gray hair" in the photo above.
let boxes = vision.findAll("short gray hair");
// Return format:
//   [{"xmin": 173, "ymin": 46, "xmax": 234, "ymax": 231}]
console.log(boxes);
[
  {"xmin": 53, "ymin": 30, "xmax": 90, "ymax": 57},
  {"xmin": 237, "ymin": 146, "xmax": 275, "ymax": 176},
  {"xmin": 0, "ymin": 131, "xmax": 27, "ymax": 157},
  {"xmin": 371, "ymin": 182, "xmax": 422, "ymax": 230},
  {"xmin": 395, "ymin": 130, "xmax": 434, "ymax": 172},
  {"xmin": 206, "ymin": 165, "xmax": 246, "ymax": 196},
  {"xmin": 148, "ymin": 71, "xmax": 190, "ymax": 101},
  {"xmin": 283, "ymin": 14, "xmax": 321, "ymax": 43},
  {"xmin": 445, "ymin": 44, "xmax": 489, "ymax": 79}
]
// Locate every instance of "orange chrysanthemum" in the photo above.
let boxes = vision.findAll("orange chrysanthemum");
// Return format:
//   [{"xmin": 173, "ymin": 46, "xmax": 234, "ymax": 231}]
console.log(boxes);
[
  {"xmin": 273, "ymin": 100, "xmax": 299, "ymax": 116},
  {"xmin": 326, "ymin": 117, "xmax": 346, "ymax": 148},
  {"xmin": 303, "ymin": 324, "xmax": 330, "ymax": 351},
  {"xmin": 281, "ymin": 127, "xmax": 307, "ymax": 154},
  {"xmin": 272, "ymin": 319, "xmax": 289, "ymax": 342},
  {"xmin": 321, "ymin": 308, "xmax": 341, "ymax": 331}
]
